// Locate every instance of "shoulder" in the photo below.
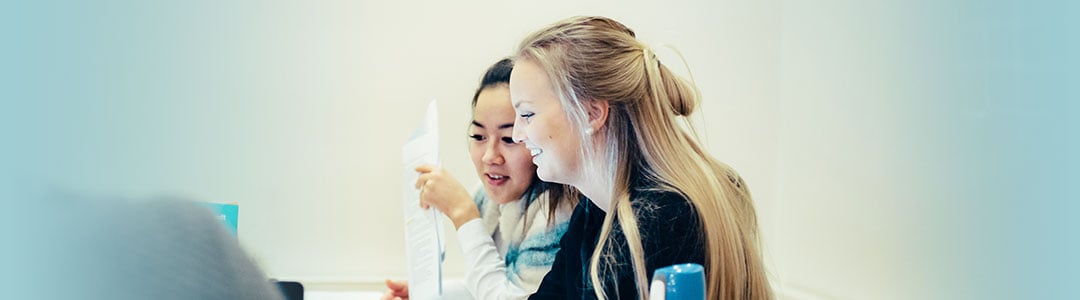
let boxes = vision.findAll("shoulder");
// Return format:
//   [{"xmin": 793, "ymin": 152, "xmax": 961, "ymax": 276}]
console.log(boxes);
[
  {"xmin": 627, "ymin": 188, "xmax": 703, "ymax": 247},
  {"xmin": 532, "ymin": 190, "xmax": 576, "ymax": 222},
  {"xmin": 628, "ymin": 189, "xmax": 707, "ymax": 267},
  {"xmin": 519, "ymin": 190, "xmax": 576, "ymax": 249},
  {"xmin": 631, "ymin": 189, "xmax": 697, "ymax": 222}
]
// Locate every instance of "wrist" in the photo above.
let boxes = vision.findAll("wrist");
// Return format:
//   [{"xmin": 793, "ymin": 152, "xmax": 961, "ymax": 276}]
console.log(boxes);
[{"xmin": 450, "ymin": 206, "xmax": 480, "ymax": 229}]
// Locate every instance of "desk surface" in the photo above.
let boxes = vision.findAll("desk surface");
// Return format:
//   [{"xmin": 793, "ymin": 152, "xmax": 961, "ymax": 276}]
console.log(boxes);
[{"xmin": 306, "ymin": 290, "xmax": 384, "ymax": 300}]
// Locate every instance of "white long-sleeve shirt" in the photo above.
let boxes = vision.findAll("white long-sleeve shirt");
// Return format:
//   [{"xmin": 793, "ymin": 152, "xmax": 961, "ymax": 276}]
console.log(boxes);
[{"xmin": 449, "ymin": 187, "xmax": 573, "ymax": 299}]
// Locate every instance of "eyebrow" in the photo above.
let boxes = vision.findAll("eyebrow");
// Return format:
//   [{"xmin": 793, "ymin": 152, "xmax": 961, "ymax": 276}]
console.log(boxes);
[
  {"xmin": 512, "ymin": 98, "xmax": 531, "ymax": 109},
  {"xmin": 471, "ymin": 121, "xmax": 515, "ymax": 129}
]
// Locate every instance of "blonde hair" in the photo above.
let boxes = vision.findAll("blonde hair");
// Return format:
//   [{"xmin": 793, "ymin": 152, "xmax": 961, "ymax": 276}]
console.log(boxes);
[{"xmin": 515, "ymin": 16, "xmax": 771, "ymax": 299}]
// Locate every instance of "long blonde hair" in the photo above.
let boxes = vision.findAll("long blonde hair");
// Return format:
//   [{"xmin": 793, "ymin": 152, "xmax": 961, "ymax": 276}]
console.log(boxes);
[{"xmin": 515, "ymin": 16, "xmax": 771, "ymax": 299}]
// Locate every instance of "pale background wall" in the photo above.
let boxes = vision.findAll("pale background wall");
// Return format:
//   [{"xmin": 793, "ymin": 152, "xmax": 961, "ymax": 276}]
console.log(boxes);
[{"xmin": 6, "ymin": 0, "xmax": 1075, "ymax": 299}]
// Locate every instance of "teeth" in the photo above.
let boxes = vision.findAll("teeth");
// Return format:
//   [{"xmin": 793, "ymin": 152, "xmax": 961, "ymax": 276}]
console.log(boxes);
[
  {"xmin": 488, "ymin": 175, "xmax": 507, "ymax": 180},
  {"xmin": 530, "ymin": 148, "xmax": 543, "ymax": 156}
]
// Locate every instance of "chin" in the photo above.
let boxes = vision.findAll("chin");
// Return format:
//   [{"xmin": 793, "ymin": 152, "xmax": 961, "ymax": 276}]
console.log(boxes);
[
  {"xmin": 490, "ymin": 193, "xmax": 520, "ymax": 204},
  {"xmin": 536, "ymin": 171, "xmax": 552, "ymax": 183},
  {"xmin": 536, "ymin": 172, "xmax": 565, "ymax": 186}
]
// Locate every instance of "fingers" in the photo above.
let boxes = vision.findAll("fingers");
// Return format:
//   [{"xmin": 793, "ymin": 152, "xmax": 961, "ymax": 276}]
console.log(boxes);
[
  {"xmin": 415, "ymin": 168, "xmax": 439, "ymax": 189},
  {"xmin": 413, "ymin": 167, "xmax": 468, "ymax": 213},
  {"xmin": 382, "ymin": 279, "xmax": 409, "ymax": 299},
  {"xmin": 392, "ymin": 282, "xmax": 409, "ymax": 297},
  {"xmin": 418, "ymin": 180, "xmax": 432, "ymax": 209},
  {"xmin": 414, "ymin": 164, "xmax": 442, "ymax": 189},
  {"xmin": 384, "ymin": 279, "xmax": 400, "ymax": 290},
  {"xmin": 414, "ymin": 164, "xmax": 436, "ymax": 173}
]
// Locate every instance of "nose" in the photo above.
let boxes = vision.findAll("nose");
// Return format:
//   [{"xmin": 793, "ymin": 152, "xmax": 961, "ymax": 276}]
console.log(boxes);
[
  {"xmin": 481, "ymin": 140, "xmax": 504, "ymax": 165},
  {"xmin": 512, "ymin": 119, "xmax": 527, "ymax": 143}
]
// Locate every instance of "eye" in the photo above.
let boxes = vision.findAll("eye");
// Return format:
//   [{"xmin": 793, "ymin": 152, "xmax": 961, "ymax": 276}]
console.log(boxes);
[
  {"xmin": 469, "ymin": 134, "xmax": 485, "ymax": 142},
  {"xmin": 500, "ymin": 137, "xmax": 516, "ymax": 144},
  {"xmin": 519, "ymin": 112, "xmax": 535, "ymax": 123}
]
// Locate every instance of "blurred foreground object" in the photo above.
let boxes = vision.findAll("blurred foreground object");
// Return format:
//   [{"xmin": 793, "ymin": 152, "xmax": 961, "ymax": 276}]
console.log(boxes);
[{"xmin": 2, "ymin": 192, "xmax": 283, "ymax": 300}]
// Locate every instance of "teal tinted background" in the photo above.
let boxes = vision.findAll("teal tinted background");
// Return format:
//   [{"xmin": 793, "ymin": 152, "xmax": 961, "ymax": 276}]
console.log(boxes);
[
  {"xmin": 774, "ymin": 1, "xmax": 1078, "ymax": 298},
  {"xmin": 2, "ymin": 0, "xmax": 1076, "ymax": 298},
  {"xmin": 915, "ymin": 2, "xmax": 1078, "ymax": 298}
]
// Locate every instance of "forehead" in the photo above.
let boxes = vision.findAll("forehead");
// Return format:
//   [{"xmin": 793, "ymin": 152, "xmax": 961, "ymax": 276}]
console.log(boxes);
[
  {"xmin": 473, "ymin": 87, "xmax": 514, "ymax": 120},
  {"xmin": 509, "ymin": 59, "xmax": 555, "ymax": 104}
]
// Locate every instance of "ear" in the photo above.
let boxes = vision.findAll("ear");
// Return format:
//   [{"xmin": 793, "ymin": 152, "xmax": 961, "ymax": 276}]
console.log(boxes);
[{"xmin": 585, "ymin": 99, "xmax": 610, "ymax": 134}]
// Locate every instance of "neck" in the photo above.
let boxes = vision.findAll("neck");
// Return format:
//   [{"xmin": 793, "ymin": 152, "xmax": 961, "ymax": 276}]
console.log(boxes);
[
  {"xmin": 574, "ymin": 158, "xmax": 613, "ymax": 213},
  {"xmin": 578, "ymin": 134, "xmax": 619, "ymax": 213}
]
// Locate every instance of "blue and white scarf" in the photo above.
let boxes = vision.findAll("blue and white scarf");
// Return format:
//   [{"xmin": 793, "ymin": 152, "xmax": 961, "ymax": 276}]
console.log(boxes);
[{"xmin": 472, "ymin": 186, "xmax": 573, "ymax": 292}]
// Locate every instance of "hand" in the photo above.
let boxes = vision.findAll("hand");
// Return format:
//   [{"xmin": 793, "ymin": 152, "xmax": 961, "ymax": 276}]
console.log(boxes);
[
  {"xmin": 381, "ymin": 279, "xmax": 409, "ymax": 300},
  {"xmin": 414, "ymin": 164, "xmax": 480, "ymax": 229}
]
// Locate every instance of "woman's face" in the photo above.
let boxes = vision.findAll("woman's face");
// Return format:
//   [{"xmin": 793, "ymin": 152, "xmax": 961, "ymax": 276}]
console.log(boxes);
[
  {"xmin": 470, "ymin": 85, "xmax": 537, "ymax": 204},
  {"xmin": 509, "ymin": 59, "xmax": 584, "ymax": 186}
]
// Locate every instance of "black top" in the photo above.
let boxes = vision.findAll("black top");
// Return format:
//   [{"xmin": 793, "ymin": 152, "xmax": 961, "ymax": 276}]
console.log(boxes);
[{"xmin": 529, "ymin": 188, "xmax": 706, "ymax": 299}]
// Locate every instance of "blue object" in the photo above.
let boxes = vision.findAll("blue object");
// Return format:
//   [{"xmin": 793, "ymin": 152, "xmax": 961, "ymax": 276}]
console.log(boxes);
[
  {"xmin": 200, "ymin": 202, "xmax": 239, "ymax": 237},
  {"xmin": 651, "ymin": 263, "xmax": 705, "ymax": 300}
]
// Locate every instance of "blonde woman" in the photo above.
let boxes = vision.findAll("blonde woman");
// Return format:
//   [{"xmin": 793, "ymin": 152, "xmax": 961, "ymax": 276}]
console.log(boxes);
[
  {"xmin": 508, "ymin": 17, "xmax": 772, "ymax": 299},
  {"xmin": 388, "ymin": 59, "xmax": 578, "ymax": 300}
]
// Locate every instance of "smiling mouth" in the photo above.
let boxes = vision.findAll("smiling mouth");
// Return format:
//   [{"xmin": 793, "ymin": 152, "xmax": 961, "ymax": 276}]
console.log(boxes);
[
  {"xmin": 486, "ymin": 173, "xmax": 510, "ymax": 185},
  {"xmin": 529, "ymin": 148, "xmax": 543, "ymax": 157}
]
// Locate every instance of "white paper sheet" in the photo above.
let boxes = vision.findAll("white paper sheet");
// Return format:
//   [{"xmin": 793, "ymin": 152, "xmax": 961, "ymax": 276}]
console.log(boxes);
[{"xmin": 400, "ymin": 99, "xmax": 444, "ymax": 300}]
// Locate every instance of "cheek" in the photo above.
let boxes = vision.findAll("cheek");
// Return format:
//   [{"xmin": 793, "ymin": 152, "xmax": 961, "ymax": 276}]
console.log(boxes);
[
  {"xmin": 507, "ymin": 147, "xmax": 537, "ymax": 177},
  {"xmin": 468, "ymin": 144, "xmax": 485, "ymax": 167},
  {"xmin": 553, "ymin": 129, "xmax": 582, "ymax": 168},
  {"xmin": 544, "ymin": 113, "xmax": 574, "ymax": 141},
  {"xmin": 540, "ymin": 119, "xmax": 563, "ymax": 147},
  {"xmin": 522, "ymin": 124, "xmax": 537, "ymax": 141},
  {"xmin": 530, "ymin": 117, "xmax": 555, "ymax": 144}
]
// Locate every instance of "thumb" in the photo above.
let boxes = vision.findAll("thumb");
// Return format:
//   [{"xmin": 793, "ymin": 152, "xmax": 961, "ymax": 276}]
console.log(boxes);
[
  {"xmin": 386, "ymin": 279, "xmax": 409, "ymax": 293},
  {"xmin": 384, "ymin": 279, "xmax": 400, "ymax": 289},
  {"xmin": 415, "ymin": 164, "xmax": 437, "ymax": 173}
]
